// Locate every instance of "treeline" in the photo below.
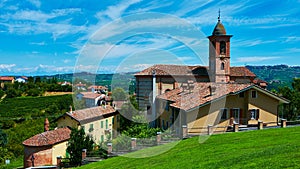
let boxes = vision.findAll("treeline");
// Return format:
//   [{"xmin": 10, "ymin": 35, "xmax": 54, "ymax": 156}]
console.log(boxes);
[
  {"xmin": 276, "ymin": 78, "xmax": 300, "ymax": 120},
  {"xmin": 0, "ymin": 77, "xmax": 72, "ymax": 98}
]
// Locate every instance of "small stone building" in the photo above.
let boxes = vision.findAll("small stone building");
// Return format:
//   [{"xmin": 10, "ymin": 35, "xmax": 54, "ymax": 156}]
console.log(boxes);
[{"xmin": 23, "ymin": 126, "xmax": 71, "ymax": 168}]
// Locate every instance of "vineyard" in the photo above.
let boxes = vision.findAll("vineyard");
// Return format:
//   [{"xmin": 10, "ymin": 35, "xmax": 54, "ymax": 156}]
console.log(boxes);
[{"xmin": 0, "ymin": 94, "xmax": 73, "ymax": 159}]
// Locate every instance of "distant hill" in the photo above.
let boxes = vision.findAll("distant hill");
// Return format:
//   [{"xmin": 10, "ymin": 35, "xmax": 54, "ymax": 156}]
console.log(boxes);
[
  {"xmin": 246, "ymin": 65, "xmax": 300, "ymax": 90},
  {"xmin": 34, "ymin": 65, "xmax": 300, "ymax": 92}
]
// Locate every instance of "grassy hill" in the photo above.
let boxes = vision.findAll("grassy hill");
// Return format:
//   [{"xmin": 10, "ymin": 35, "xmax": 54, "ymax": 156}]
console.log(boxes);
[{"xmin": 78, "ymin": 127, "xmax": 300, "ymax": 169}]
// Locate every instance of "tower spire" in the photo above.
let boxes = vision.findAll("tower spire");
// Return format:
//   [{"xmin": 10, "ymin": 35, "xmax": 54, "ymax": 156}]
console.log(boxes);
[{"xmin": 218, "ymin": 9, "xmax": 221, "ymax": 22}]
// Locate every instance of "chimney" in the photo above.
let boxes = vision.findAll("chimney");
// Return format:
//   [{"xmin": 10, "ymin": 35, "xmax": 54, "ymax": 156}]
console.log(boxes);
[
  {"xmin": 209, "ymin": 86, "xmax": 216, "ymax": 96},
  {"xmin": 69, "ymin": 105, "xmax": 73, "ymax": 114},
  {"xmin": 44, "ymin": 118, "xmax": 49, "ymax": 132},
  {"xmin": 187, "ymin": 80, "xmax": 194, "ymax": 93}
]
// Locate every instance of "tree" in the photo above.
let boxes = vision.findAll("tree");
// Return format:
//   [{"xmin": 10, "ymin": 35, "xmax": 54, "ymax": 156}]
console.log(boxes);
[
  {"xmin": 278, "ymin": 78, "xmax": 300, "ymax": 120},
  {"xmin": 112, "ymin": 87, "xmax": 127, "ymax": 101},
  {"xmin": 66, "ymin": 128, "xmax": 94, "ymax": 166},
  {"xmin": 0, "ymin": 129, "xmax": 7, "ymax": 147}
]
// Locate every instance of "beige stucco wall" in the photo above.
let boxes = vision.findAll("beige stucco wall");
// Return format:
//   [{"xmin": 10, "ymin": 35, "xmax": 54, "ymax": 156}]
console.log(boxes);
[
  {"xmin": 171, "ymin": 88, "xmax": 281, "ymax": 134},
  {"xmin": 57, "ymin": 115, "xmax": 79, "ymax": 129},
  {"xmin": 58, "ymin": 114, "xmax": 115, "ymax": 144},
  {"xmin": 52, "ymin": 141, "xmax": 68, "ymax": 165},
  {"xmin": 248, "ymin": 89, "xmax": 279, "ymax": 125},
  {"xmin": 82, "ymin": 116, "xmax": 114, "ymax": 144}
]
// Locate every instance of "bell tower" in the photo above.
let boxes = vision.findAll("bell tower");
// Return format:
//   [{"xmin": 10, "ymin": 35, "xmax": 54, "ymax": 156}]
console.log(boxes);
[{"xmin": 208, "ymin": 11, "xmax": 232, "ymax": 83}]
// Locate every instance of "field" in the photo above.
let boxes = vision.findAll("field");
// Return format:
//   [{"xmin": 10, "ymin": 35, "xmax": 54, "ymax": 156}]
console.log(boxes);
[{"xmin": 78, "ymin": 127, "xmax": 300, "ymax": 169}]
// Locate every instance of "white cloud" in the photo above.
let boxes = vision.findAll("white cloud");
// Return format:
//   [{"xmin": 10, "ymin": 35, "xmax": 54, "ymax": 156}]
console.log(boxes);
[
  {"xmin": 236, "ymin": 56, "xmax": 280, "ymax": 63},
  {"xmin": 0, "ymin": 8, "xmax": 84, "ymax": 39},
  {"xmin": 30, "ymin": 41, "xmax": 46, "ymax": 46},
  {"xmin": 0, "ymin": 64, "xmax": 16, "ymax": 72},
  {"xmin": 95, "ymin": 0, "xmax": 141, "ymax": 21},
  {"xmin": 27, "ymin": 0, "xmax": 41, "ymax": 8},
  {"xmin": 282, "ymin": 36, "xmax": 300, "ymax": 43},
  {"xmin": 233, "ymin": 39, "xmax": 277, "ymax": 47}
]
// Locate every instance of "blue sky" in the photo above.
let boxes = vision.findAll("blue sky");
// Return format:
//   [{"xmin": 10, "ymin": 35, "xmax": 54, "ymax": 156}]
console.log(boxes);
[{"xmin": 0, "ymin": 0, "xmax": 299, "ymax": 75}]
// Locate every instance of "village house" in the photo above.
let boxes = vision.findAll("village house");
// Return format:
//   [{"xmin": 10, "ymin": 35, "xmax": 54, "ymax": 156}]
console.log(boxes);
[
  {"xmin": 0, "ymin": 76, "xmax": 14, "ymax": 84},
  {"xmin": 23, "ymin": 119, "xmax": 71, "ymax": 168},
  {"xmin": 15, "ymin": 76, "xmax": 28, "ymax": 83},
  {"xmin": 135, "ymin": 15, "xmax": 290, "ymax": 131},
  {"xmin": 156, "ymin": 83, "xmax": 289, "ymax": 135},
  {"xmin": 76, "ymin": 92, "xmax": 111, "ymax": 108},
  {"xmin": 88, "ymin": 85, "xmax": 108, "ymax": 94},
  {"xmin": 57, "ymin": 105, "xmax": 120, "ymax": 143},
  {"xmin": 75, "ymin": 82, "xmax": 87, "ymax": 91}
]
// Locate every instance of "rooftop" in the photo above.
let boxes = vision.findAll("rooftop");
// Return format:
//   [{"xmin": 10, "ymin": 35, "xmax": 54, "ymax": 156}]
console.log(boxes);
[
  {"xmin": 23, "ymin": 127, "xmax": 71, "ymax": 147},
  {"xmin": 66, "ymin": 105, "xmax": 116, "ymax": 124},
  {"xmin": 135, "ymin": 64, "xmax": 256, "ymax": 77}
]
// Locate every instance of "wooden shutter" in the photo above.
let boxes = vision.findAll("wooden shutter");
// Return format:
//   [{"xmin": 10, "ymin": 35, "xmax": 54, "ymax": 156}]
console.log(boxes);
[
  {"xmin": 248, "ymin": 109, "xmax": 252, "ymax": 120},
  {"xmin": 257, "ymin": 109, "xmax": 260, "ymax": 120}
]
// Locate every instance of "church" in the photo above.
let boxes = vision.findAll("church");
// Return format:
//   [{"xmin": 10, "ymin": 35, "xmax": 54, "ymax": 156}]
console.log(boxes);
[{"xmin": 134, "ymin": 15, "xmax": 289, "ymax": 134}]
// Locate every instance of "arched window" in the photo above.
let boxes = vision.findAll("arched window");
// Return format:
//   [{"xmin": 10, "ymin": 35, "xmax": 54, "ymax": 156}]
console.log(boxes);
[
  {"xmin": 220, "ymin": 41, "xmax": 226, "ymax": 54},
  {"xmin": 221, "ymin": 62, "xmax": 225, "ymax": 70}
]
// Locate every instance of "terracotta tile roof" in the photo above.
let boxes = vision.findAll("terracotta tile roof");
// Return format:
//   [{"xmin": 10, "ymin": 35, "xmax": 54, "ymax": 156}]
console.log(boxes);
[
  {"xmin": 157, "ymin": 83, "xmax": 252, "ymax": 111},
  {"xmin": 23, "ymin": 127, "xmax": 71, "ymax": 147},
  {"xmin": 88, "ymin": 85, "xmax": 108, "ymax": 90},
  {"xmin": 75, "ymin": 83, "xmax": 86, "ymax": 87},
  {"xmin": 66, "ymin": 106, "xmax": 116, "ymax": 124},
  {"xmin": 80, "ymin": 92, "xmax": 102, "ymax": 99},
  {"xmin": 134, "ymin": 64, "xmax": 209, "ymax": 76},
  {"xmin": 230, "ymin": 67, "xmax": 256, "ymax": 77},
  {"xmin": 135, "ymin": 64, "xmax": 255, "ymax": 78},
  {"xmin": 0, "ymin": 76, "xmax": 14, "ymax": 81}
]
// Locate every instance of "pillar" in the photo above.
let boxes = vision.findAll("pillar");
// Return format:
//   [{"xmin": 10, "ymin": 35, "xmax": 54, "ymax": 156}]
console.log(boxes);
[
  {"xmin": 233, "ymin": 123, "xmax": 239, "ymax": 132},
  {"xmin": 131, "ymin": 138, "xmax": 137, "ymax": 150},
  {"xmin": 107, "ymin": 143, "xmax": 112, "ymax": 154},
  {"xmin": 281, "ymin": 119, "xmax": 287, "ymax": 128},
  {"xmin": 82, "ymin": 149, "xmax": 87, "ymax": 160},
  {"xmin": 182, "ymin": 125, "xmax": 188, "ymax": 139},
  {"xmin": 258, "ymin": 121, "xmax": 263, "ymax": 130},
  {"xmin": 207, "ymin": 125, "xmax": 213, "ymax": 135},
  {"xmin": 156, "ymin": 132, "xmax": 161, "ymax": 144}
]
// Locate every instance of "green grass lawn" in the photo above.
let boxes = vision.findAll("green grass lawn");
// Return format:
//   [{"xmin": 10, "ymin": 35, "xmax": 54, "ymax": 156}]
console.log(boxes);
[{"xmin": 78, "ymin": 127, "xmax": 300, "ymax": 169}]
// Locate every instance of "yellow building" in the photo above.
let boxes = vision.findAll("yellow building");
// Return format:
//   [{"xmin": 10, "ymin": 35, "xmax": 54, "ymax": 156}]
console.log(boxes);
[
  {"xmin": 57, "ymin": 105, "xmax": 119, "ymax": 143},
  {"xmin": 23, "ymin": 127, "xmax": 71, "ymax": 168},
  {"xmin": 156, "ymin": 83, "xmax": 289, "ymax": 135}
]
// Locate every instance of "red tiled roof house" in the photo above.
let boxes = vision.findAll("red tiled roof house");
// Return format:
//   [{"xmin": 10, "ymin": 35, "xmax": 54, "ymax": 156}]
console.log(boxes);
[{"xmin": 22, "ymin": 126, "xmax": 71, "ymax": 168}]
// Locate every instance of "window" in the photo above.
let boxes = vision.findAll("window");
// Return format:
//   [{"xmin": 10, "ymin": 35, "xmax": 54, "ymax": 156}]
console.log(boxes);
[
  {"xmin": 239, "ymin": 92, "xmax": 245, "ymax": 98},
  {"xmin": 220, "ymin": 41, "xmax": 226, "ymax": 54},
  {"xmin": 251, "ymin": 91, "xmax": 257, "ymax": 98},
  {"xmin": 220, "ymin": 108, "xmax": 228, "ymax": 120},
  {"xmin": 221, "ymin": 62, "xmax": 225, "ymax": 70},
  {"xmin": 250, "ymin": 109, "xmax": 259, "ymax": 120},
  {"xmin": 89, "ymin": 124, "xmax": 94, "ymax": 132},
  {"xmin": 101, "ymin": 121, "xmax": 103, "ymax": 128},
  {"xmin": 231, "ymin": 108, "xmax": 240, "ymax": 124},
  {"xmin": 105, "ymin": 119, "xmax": 108, "ymax": 129},
  {"xmin": 112, "ymin": 117, "xmax": 114, "ymax": 125}
]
